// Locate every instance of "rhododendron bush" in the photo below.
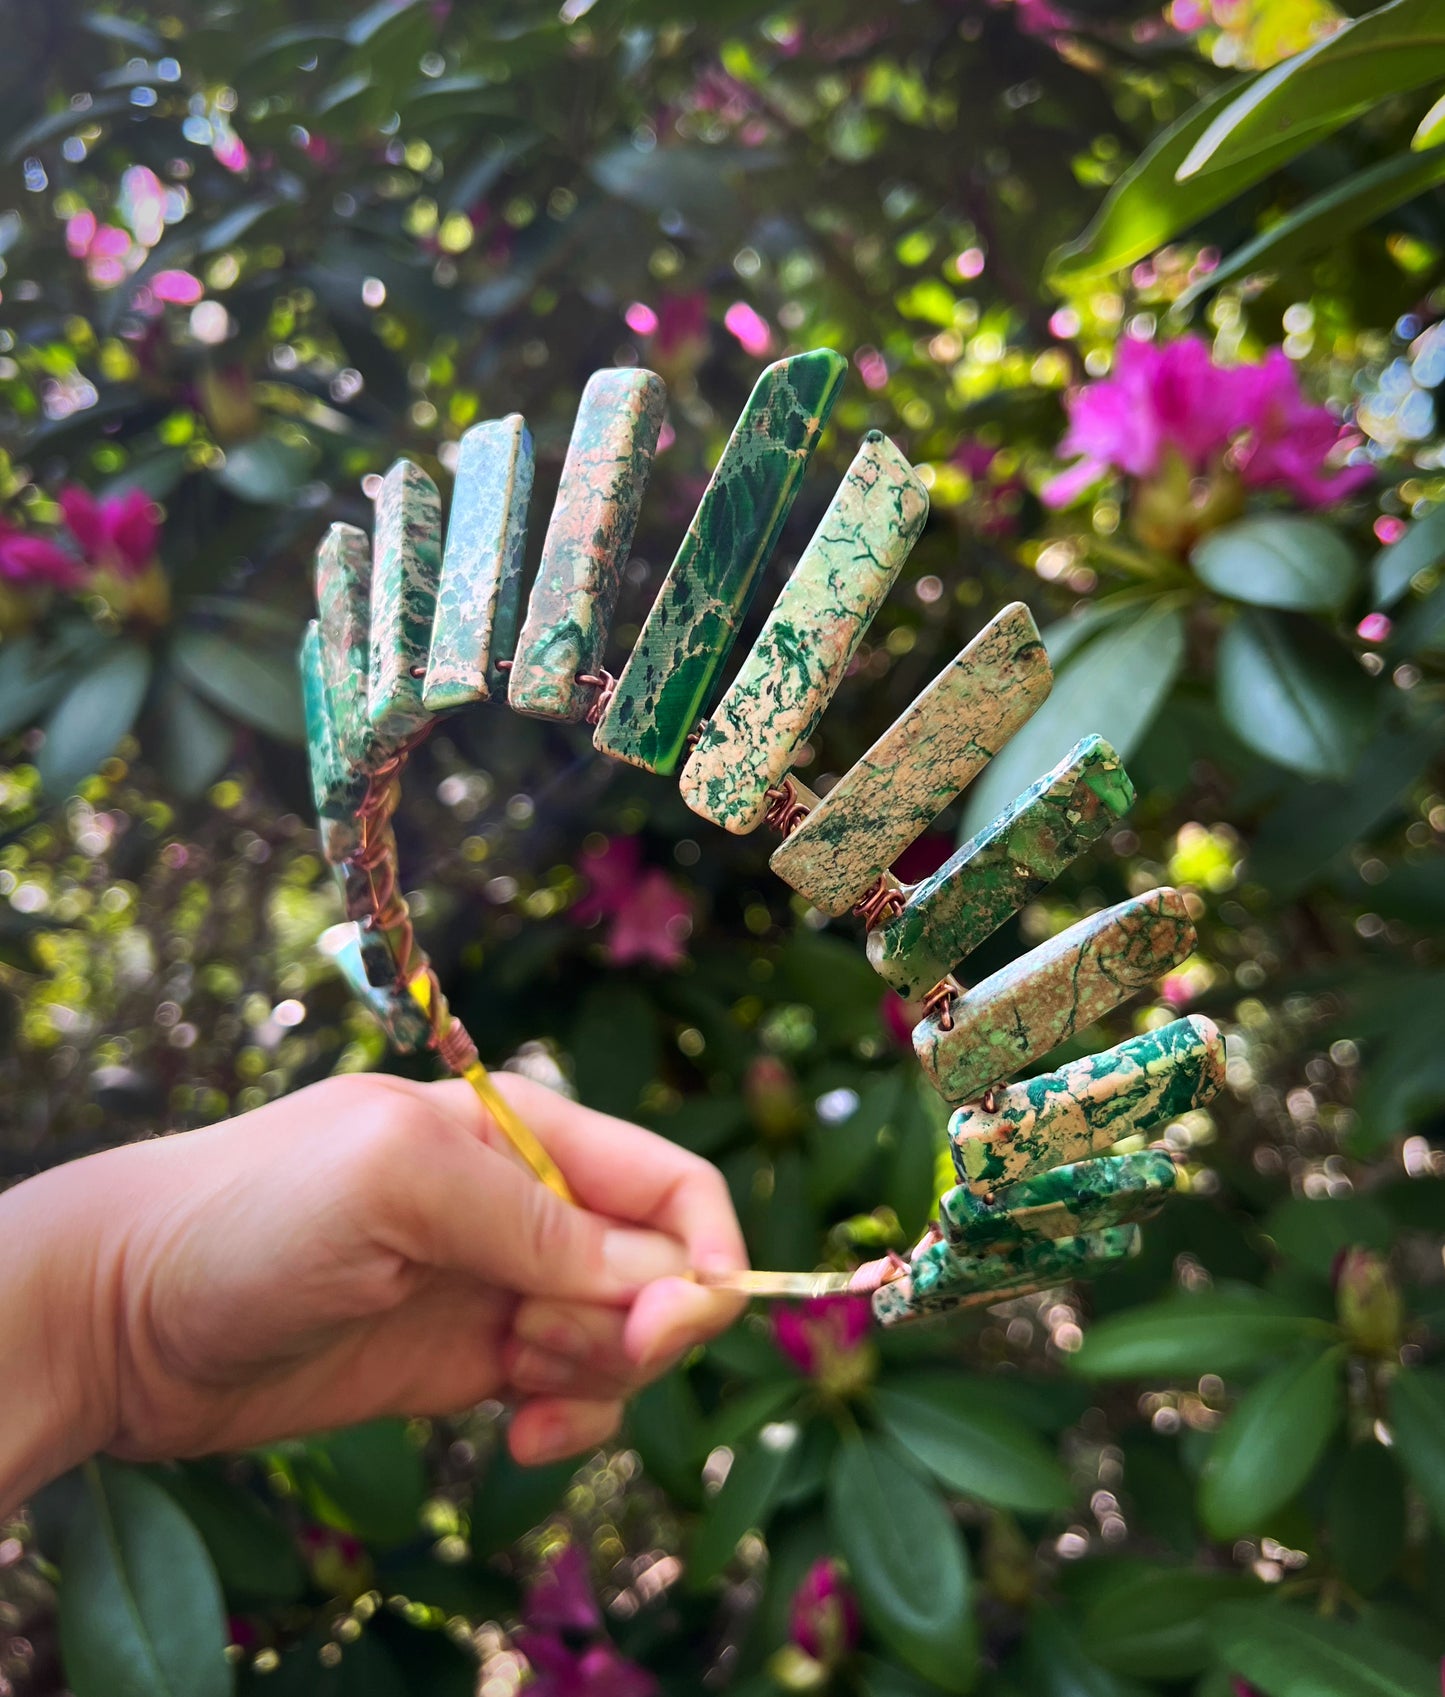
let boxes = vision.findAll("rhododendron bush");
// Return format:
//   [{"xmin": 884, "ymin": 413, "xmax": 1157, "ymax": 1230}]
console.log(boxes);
[{"xmin": 2, "ymin": 2, "xmax": 1445, "ymax": 1695}]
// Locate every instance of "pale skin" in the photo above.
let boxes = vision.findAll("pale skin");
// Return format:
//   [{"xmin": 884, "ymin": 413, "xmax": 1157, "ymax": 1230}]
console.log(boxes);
[{"xmin": 0, "ymin": 1071, "xmax": 748, "ymax": 1517}]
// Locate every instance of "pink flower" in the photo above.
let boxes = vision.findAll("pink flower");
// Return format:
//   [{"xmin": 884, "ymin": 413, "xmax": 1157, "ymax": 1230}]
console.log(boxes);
[
  {"xmin": 517, "ymin": 1634, "xmax": 657, "ymax": 1697},
  {"xmin": 65, "ymin": 210, "xmax": 132, "ymax": 287},
  {"xmin": 879, "ymin": 992, "xmax": 916, "ymax": 1051},
  {"xmin": 1043, "ymin": 335, "xmax": 1371, "ymax": 512},
  {"xmin": 772, "ymin": 1296, "xmax": 872, "ymax": 1376},
  {"xmin": 790, "ymin": 1557, "xmax": 861, "ymax": 1666},
  {"xmin": 573, "ymin": 837, "xmax": 692, "ymax": 969},
  {"xmin": 0, "ymin": 521, "xmax": 86, "ymax": 590},
  {"xmin": 59, "ymin": 485, "xmax": 160, "ymax": 579},
  {"xmin": 517, "ymin": 1549, "xmax": 656, "ymax": 1697},
  {"xmin": 1231, "ymin": 1682, "xmax": 1262, "ymax": 1697},
  {"xmin": 1231, "ymin": 349, "xmax": 1374, "ymax": 508},
  {"xmin": 149, "ymin": 270, "xmax": 204, "ymax": 305},
  {"xmin": 724, "ymin": 301, "xmax": 773, "ymax": 360},
  {"xmin": 213, "ymin": 126, "xmax": 249, "ymax": 173}
]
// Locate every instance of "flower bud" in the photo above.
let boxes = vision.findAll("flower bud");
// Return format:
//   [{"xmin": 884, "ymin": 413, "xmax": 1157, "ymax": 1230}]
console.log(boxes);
[
  {"xmin": 789, "ymin": 1557, "xmax": 861, "ymax": 1668},
  {"xmin": 1334, "ymin": 1246, "xmax": 1403, "ymax": 1358}
]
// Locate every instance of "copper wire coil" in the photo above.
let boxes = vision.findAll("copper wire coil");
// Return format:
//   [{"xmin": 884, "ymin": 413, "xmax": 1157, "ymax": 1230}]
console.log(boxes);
[
  {"xmin": 762, "ymin": 779, "xmax": 810, "ymax": 835},
  {"xmin": 853, "ymin": 876, "xmax": 905, "ymax": 930},
  {"xmin": 576, "ymin": 670, "xmax": 617, "ymax": 727}
]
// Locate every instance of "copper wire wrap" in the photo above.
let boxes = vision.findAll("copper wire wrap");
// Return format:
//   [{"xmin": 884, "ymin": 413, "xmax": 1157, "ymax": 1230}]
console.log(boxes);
[
  {"xmin": 922, "ymin": 977, "xmax": 959, "ymax": 1031},
  {"xmin": 763, "ymin": 779, "xmax": 811, "ymax": 835},
  {"xmin": 576, "ymin": 669, "xmax": 617, "ymax": 728},
  {"xmin": 853, "ymin": 876, "xmax": 906, "ymax": 930}
]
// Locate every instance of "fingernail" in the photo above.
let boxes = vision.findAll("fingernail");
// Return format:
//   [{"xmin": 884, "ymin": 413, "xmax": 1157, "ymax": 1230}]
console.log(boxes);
[
  {"xmin": 603, "ymin": 1228, "xmax": 687, "ymax": 1290},
  {"xmin": 528, "ymin": 1418, "xmax": 580, "ymax": 1467},
  {"xmin": 513, "ymin": 1346, "xmax": 573, "ymax": 1393}
]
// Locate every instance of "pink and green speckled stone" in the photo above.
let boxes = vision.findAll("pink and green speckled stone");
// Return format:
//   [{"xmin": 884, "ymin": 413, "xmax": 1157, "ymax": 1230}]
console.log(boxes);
[
  {"xmin": 422, "ymin": 414, "xmax": 534, "ymax": 712},
  {"xmin": 679, "ymin": 430, "xmax": 927, "ymax": 834},
  {"xmin": 593, "ymin": 348, "xmax": 847, "ymax": 776},
  {"xmin": 314, "ymin": 521, "xmax": 374, "ymax": 777},
  {"xmin": 770, "ymin": 602, "xmax": 1052, "ymax": 916},
  {"xmin": 867, "ymin": 734, "xmax": 1134, "ymax": 1000},
  {"xmin": 951, "ymin": 1014, "xmax": 1225, "ymax": 1195},
  {"xmin": 509, "ymin": 369, "xmax": 666, "ymax": 723},
  {"xmin": 938, "ymin": 1149, "xmax": 1177, "ymax": 1251},
  {"xmin": 914, "ymin": 887, "xmax": 1197, "ymax": 1105},
  {"xmin": 299, "ymin": 619, "xmax": 365, "ymax": 864},
  {"xmin": 368, "ymin": 459, "xmax": 443, "ymax": 756}
]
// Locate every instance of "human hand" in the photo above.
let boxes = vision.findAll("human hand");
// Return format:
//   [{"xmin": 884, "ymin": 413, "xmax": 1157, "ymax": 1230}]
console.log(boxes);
[{"xmin": 0, "ymin": 1072, "xmax": 747, "ymax": 1512}]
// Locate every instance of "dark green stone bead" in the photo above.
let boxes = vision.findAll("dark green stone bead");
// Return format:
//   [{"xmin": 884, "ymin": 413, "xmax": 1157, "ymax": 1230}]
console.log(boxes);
[{"xmin": 938, "ymin": 1150, "xmax": 1177, "ymax": 1250}]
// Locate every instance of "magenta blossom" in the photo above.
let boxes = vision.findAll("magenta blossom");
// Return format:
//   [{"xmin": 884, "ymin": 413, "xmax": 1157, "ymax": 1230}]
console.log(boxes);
[
  {"xmin": 0, "ymin": 520, "xmax": 87, "ymax": 590},
  {"xmin": 517, "ymin": 1547, "xmax": 657, "ymax": 1697},
  {"xmin": 573, "ymin": 837, "xmax": 692, "ymax": 969},
  {"xmin": 790, "ymin": 1557, "xmax": 861, "ymax": 1666},
  {"xmin": 1044, "ymin": 334, "xmax": 1371, "ymax": 512},
  {"xmin": 772, "ymin": 1295, "xmax": 872, "ymax": 1376},
  {"xmin": 66, "ymin": 210, "xmax": 132, "ymax": 287},
  {"xmin": 59, "ymin": 485, "xmax": 161, "ymax": 579},
  {"xmin": 526, "ymin": 1545, "xmax": 603, "ymax": 1637}
]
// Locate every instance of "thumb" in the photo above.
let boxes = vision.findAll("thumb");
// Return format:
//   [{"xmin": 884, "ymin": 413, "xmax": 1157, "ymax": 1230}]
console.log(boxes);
[{"xmin": 395, "ymin": 1131, "xmax": 689, "ymax": 1302}]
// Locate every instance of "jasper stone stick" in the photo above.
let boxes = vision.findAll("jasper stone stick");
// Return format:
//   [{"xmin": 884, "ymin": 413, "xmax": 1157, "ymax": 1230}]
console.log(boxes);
[
  {"xmin": 937, "ymin": 1150, "xmax": 1177, "ymax": 1250},
  {"xmin": 680, "ymin": 430, "xmax": 928, "ymax": 833},
  {"xmin": 867, "ymin": 734, "xmax": 1134, "ymax": 999},
  {"xmin": 914, "ymin": 887, "xmax": 1197, "ymax": 1104},
  {"xmin": 368, "ymin": 459, "xmax": 444, "ymax": 756},
  {"xmin": 509, "ymin": 369, "xmax": 666, "ymax": 722},
  {"xmin": 314, "ymin": 521, "xmax": 375, "ymax": 777},
  {"xmin": 951, "ymin": 1014, "xmax": 1225, "ymax": 1194},
  {"xmin": 886, "ymin": 1224, "xmax": 1142, "ymax": 1322},
  {"xmin": 423, "ymin": 414, "xmax": 535, "ymax": 711},
  {"xmin": 594, "ymin": 347, "xmax": 847, "ymax": 775},
  {"xmin": 299, "ymin": 620, "xmax": 366, "ymax": 864},
  {"xmin": 770, "ymin": 602, "xmax": 1053, "ymax": 915}
]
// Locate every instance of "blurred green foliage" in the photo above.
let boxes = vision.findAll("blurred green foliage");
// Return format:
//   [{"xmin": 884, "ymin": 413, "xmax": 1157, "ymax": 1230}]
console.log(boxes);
[{"xmin": 3, "ymin": 1, "xmax": 1445, "ymax": 1694}]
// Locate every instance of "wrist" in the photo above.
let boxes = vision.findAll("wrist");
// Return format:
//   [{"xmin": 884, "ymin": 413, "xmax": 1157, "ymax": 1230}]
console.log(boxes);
[{"xmin": 0, "ymin": 1164, "xmax": 117, "ymax": 1513}]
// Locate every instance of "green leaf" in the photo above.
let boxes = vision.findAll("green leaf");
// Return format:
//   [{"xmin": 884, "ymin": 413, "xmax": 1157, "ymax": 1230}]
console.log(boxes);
[
  {"xmin": 39, "ymin": 640, "xmax": 152, "ymax": 794},
  {"xmin": 874, "ymin": 1374, "xmax": 1073, "ymax": 1514},
  {"xmin": 1047, "ymin": 75, "xmax": 1342, "ymax": 285},
  {"xmin": 1262, "ymin": 1194, "xmax": 1394, "ymax": 1278},
  {"xmin": 1216, "ymin": 609, "xmax": 1375, "ymax": 780},
  {"xmin": 59, "ymin": 1460, "xmax": 233, "ymax": 1697},
  {"xmin": 1081, "ymin": 1566, "xmax": 1259, "ymax": 1679},
  {"xmin": 570, "ymin": 984, "xmax": 658, "ymax": 1120},
  {"xmin": 1179, "ymin": 146, "xmax": 1445, "ymax": 308},
  {"xmin": 292, "ymin": 1420, "xmax": 427, "ymax": 1549},
  {"xmin": 1330, "ymin": 1442, "xmax": 1407, "ymax": 1594},
  {"xmin": 1197, "ymin": 1348, "xmax": 1344, "ymax": 1540},
  {"xmin": 172, "ymin": 631, "xmax": 304, "ymax": 741},
  {"xmin": 0, "ymin": 623, "xmax": 107, "ymax": 739},
  {"xmin": 212, "ymin": 436, "xmax": 313, "ymax": 504},
  {"xmin": 1372, "ymin": 504, "xmax": 1445, "ymax": 605},
  {"xmin": 1192, "ymin": 517, "xmax": 1358, "ymax": 614},
  {"xmin": 1212, "ymin": 1600, "xmax": 1439, "ymax": 1697},
  {"xmin": 828, "ymin": 1433, "xmax": 977, "ymax": 1693},
  {"xmin": 470, "ymin": 1445, "xmax": 577, "ymax": 1559},
  {"xmin": 154, "ymin": 677, "xmax": 235, "ymax": 800},
  {"xmin": 1178, "ymin": 0, "xmax": 1445, "ymax": 182},
  {"xmin": 961, "ymin": 600, "xmax": 1185, "ymax": 836},
  {"xmin": 1388, "ymin": 1369, "xmax": 1445, "ymax": 1538},
  {"xmin": 1073, "ymin": 1288, "xmax": 1330, "ymax": 1378},
  {"xmin": 1012, "ymin": 1610, "xmax": 1151, "ymax": 1697},
  {"xmin": 1414, "ymin": 88, "xmax": 1445, "ymax": 148},
  {"xmin": 152, "ymin": 1463, "xmax": 305, "ymax": 1604},
  {"xmin": 689, "ymin": 1421, "xmax": 800, "ymax": 1587}
]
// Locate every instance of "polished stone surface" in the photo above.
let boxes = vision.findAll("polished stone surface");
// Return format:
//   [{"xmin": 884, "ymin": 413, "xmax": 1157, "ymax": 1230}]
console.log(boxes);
[
  {"xmin": 950, "ymin": 1014, "xmax": 1225, "ymax": 1194},
  {"xmin": 423, "ymin": 415, "xmax": 534, "ymax": 711},
  {"xmin": 300, "ymin": 618, "xmax": 365, "ymax": 864},
  {"xmin": 509, "ymin": 370, "xmax": 665, "ymax": 722},
  {"xmin": 867, "ymin": 735, "xmax": 1134, "ymax": 999},
  {"xmin": 329, "ymin": 922, "xmax": 430, "ymax": 1053},
  {"xmin": 594, "ymin": 348, "xmax": 847, "ymax": 775},
  {"xmin": 915, "ymin": 888, "xmax": 1196, "ymax": 1104},
  {"xmin": 770, "ymin": 602, "xmax": 1052, "ymax": 915},
  {"xmin": 680, "ymin": 430, "xmax": 927, "ymax": 833},
  {"xmin": 938, "ymin": 1149, "xmax": 1177, "ymax": 1250},
  {"xmin": 314, "ymin": 521, "xmax": 374, "ymax": 775},
  {"xmin": 368, "ymin": 459, "xmax": 443, "ymax": 754}
]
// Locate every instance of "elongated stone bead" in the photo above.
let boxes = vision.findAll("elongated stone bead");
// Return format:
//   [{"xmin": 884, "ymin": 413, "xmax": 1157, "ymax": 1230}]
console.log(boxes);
[
  {"xmin": 770, "ymin": 602, "xmax": 1052, "ymax": 916},
  {"xmin": 422, "ymin": 415, "xmax": 534, "ymax": 711},
  {"xmin": 679, "ymin": 431, "xmax": 927, "ymax": 834},
  {"xmin": 368, "ymin": 459, "xmax": 443, "ymax": 753},
  {"xmin": 915, "ymin": 888, "xmax": 1196, "ymax": 1104},
  {"xmin": 873, "ymin": 1225, "xmax": 1140, "ymax": 1326},
  {"xmin": 868, "ymin": 735, "xmax": 1133, "ymax": 999},
  {"xmin": 325, "ymin": 922, "xmax": 430, "ymax": 1053},
  {"xmin": 594, "ymin": 348, "xmax": 847, "ymax": 775},
  {"xmin": 508, "ymin": 371, "xmax": 665, "ymax": 722},
  {"xmin": 951, "ymin": 1014, "xmax": 1225, "ymax": 1194},
  {"xmin": 300, "ymin": 620, "xmax": 365, "ymax": 864},
  {"xmin": 315, "ymin": 521, "xmax": 374, "ymax": 774},
  {"xmin": 939, "ymin": 1150, "xmax": 1176, "ymax": 1251}
]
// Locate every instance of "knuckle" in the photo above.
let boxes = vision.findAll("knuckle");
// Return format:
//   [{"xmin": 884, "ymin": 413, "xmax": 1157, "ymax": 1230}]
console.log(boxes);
[{"xmin": 518, "ymin": 1181, "xmax": 581, "ymax": 1272}]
